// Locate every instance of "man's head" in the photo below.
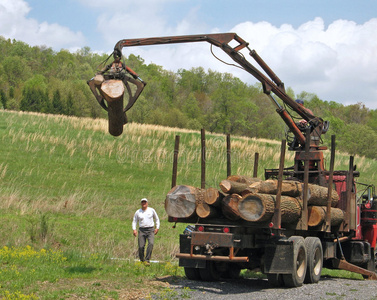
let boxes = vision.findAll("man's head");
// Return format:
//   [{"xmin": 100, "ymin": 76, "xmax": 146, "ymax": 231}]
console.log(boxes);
[
  {"xmin": 295, "ymin": 99, "xmax": 304, "ymax": 106},
  {"xmin": 141, "ymin": 198, "xmax": 148, "ymax": 210}
]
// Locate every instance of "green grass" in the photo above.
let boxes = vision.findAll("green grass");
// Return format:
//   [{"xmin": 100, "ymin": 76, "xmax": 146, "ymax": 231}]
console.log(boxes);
[
  {"xmin": 0, "ymin": 110, "xmax": 376, "ymax": 298},
  {"xmin": 0, "ymin": 245, "xmax": 184, "ymax": 299}
]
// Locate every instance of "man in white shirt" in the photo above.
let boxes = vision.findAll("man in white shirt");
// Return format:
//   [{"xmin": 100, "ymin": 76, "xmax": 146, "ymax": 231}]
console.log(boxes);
[{"xmin": 132, "ymin": 198, "xmax": 160, "ymax": 265}]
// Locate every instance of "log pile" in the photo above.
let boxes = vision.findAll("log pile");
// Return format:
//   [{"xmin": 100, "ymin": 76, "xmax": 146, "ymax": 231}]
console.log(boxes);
[{"xmin": 165, "ymin": 175, "xmax": 345, "ymax": 228}]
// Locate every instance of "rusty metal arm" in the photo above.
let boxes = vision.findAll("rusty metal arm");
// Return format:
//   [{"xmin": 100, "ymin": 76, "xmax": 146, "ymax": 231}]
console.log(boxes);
[{"xmin": 114, "ymin": 32, "xmax": 322, "ymax": 146}]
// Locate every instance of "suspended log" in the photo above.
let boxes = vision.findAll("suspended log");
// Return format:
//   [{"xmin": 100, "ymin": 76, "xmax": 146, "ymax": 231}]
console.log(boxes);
[
  {"xmin": 222, "ymin": 194, "xmax": 242, "ymax": 221},
  {"xmin": 308, "ymin": 206, "xmax": 345, "ymax": 227},
  {"xmin": 248, "ymin": 179, "xmax": 302, "ymax": 197},
  {"xmin": 220, "ymin": 180, "xmax": 249, "ymax": 194},
  {"xmin": 238, "ymin": 193, "xmax": 301, "ymax": 223},
  {"xmin": 226, "ymin": 175, "xmax": 261, "ymax": 185},
  {"xmin": 165, "ymin": 185, "xmax": 198, "ymax": 218},
  {"xmin": 99, "ymin": 80, "xmax": 124, "ymax": 102},
  {"xmin": 98, "ymin": 80, "xmax": 126, "ymax": 136},
  {"xmin": 307, "ymin": 184, "xmax": 339, "ymax": 207},
  {"xmin": 203, "ymin": 187, "xmax": 222, "ymax": 206}
]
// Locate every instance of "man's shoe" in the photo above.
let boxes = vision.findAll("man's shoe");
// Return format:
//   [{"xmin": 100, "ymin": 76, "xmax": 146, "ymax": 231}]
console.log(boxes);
[{"xmin": 144, "ymin": 261, "xmax": 150, "ymax": 266}]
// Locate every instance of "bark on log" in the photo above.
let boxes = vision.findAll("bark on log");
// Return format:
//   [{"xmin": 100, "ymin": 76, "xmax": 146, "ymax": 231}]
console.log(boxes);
[
  {"xmin": 165, "ymin": 185, "xmax": 198, "ymax": 218},
  {"xmin": 226, "ymin": 175, "xmax": 261, "ymax": 185},
  {"xmin": 238, "ymin": 193, "xmax": 302, "ymax": 223},
  {"xmin": 307, "ymin": 184, "xmax": 339, "ymax": 207},
  {"xmin": 100, "ymin": 80, "xmax": 124, "ymax": 103},
  {"xmin": 203, "ymin": 187, "xmax": 222, "ymax": 206},
  {"xmin": 248, "ymin": 180, "xmax": 302, "ymax": 197},
  {"xmin": 222, "ymin": 194, "xmax": 242, "ymax": 221},
  {"xmin": 220, "ymin": 180, "xmax": 249, "ymax": 194},
  {"xmin": 248, "ymin": 180, "xmax": 339, "ymax": 207},
  {"xmin": 308, "ymin": 206, "xmax": 344, "ymax": 227}
]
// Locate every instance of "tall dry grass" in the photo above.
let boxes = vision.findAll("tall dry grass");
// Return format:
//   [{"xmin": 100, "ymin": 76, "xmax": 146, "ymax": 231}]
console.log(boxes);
[{"xmin": 1, "ymin": 110, "xmax": 376, "ymax": 259}]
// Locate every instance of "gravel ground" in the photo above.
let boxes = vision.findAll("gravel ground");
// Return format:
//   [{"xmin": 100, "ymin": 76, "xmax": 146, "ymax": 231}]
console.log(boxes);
[{"xmin": 156, "ymin": 276, "xmax": 377, "ymax": 300}]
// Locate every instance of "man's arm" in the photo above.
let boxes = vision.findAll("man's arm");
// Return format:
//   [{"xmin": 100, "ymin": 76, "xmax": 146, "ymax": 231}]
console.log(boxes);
[
  {"xmin": 132, "ymin": 211, "xmax": 138, "ymax": 237},
  {"xmin": 153, "ymin": 209, "xmax": 160, "ymax": 235}
]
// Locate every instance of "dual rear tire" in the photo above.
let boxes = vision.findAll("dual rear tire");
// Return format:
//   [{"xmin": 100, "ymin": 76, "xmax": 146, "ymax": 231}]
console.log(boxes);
[{"xmin": 268, "ymin": 236, "xmax": 323, "ymax": 287}]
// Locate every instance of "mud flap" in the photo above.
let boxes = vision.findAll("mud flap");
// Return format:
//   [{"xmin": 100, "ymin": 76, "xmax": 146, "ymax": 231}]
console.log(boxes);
[{"xmin": 264, "ymin": 240, "xmax": 294, "ymax": 274}]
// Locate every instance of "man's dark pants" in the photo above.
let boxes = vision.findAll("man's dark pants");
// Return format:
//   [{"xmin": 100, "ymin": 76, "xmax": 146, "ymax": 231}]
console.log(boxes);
[{"xmin": 138, "ymin": 227, "xmax": 155, "ymax": 262}]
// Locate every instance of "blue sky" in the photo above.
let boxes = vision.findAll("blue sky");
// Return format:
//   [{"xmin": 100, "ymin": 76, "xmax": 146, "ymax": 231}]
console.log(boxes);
[{"xmin": 1, "ymin": 0, "xmax": 377, "ymax": 108}]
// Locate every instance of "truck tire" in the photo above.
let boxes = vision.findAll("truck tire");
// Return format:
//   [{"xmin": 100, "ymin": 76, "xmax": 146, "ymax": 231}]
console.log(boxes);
[
  {"xmin": 267, "ymin": 273, "xmax": 284, "ymax": 287},
  {"xmin": 304, "ymin": 237, "xmax": 323, "ymax": 284},
  {"xmin": 222, "ymin": 263, "xmax": 242, "ymax": 279},
  {"xmin": 199, "ymin": 261, "xmax": 221, "ymax": 281},
  {"xmin": 184, "ymin": 267, "xmax": 201, "ymax": 280},
  {"xmin": 283, "ymin": 236, "xmax": 307, "ymax": 287}
]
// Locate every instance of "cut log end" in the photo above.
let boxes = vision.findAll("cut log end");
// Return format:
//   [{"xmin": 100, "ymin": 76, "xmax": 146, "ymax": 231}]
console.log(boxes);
[
  {"xmin": 100, "ymin": 80, "xmax": 125, "ymax": 102},
  {"xmin": 165, "ymin": 185, "xmax": 197, "ymax": 219},
  {"xmin": 238, "ymin": 194, "xmax": 270, "ymax": 222}
]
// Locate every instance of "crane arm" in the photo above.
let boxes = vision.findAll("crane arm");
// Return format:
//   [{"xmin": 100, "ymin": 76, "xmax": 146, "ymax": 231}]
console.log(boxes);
[{"xmin": 113, "ymin": 32, "xmax": 325, "ymax": 148}]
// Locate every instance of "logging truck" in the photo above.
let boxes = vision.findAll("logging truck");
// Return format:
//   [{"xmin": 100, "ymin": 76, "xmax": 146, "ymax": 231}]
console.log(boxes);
[{"xmin": 88, "ymin": 33, "xmax": 377, "ymax": 287}]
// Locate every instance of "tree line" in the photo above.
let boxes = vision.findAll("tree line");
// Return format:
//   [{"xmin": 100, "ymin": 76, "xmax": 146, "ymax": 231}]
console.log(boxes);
[{"xmin": 1, "ymin": 36, "xmax": 376, "ymax": 158}]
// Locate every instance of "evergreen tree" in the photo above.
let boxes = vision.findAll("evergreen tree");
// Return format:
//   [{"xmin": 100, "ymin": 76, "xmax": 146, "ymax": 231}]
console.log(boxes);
[
  {"xmin": 52, "ymin": 89, "xmax": 63, "ymax": 114},
  {"xmin": 0, "ymin": 89, "xmax": 7, "ymax": 109},
  {"xmin": 65, "ymin": 92, "xmax": 74, "ymax": 116}
]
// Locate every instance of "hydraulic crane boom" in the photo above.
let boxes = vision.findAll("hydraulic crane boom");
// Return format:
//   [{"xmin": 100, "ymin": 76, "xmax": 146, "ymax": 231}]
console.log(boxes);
[{"xmin": 114, "ymin": 33, "xmax": 325, "ymax": 150}]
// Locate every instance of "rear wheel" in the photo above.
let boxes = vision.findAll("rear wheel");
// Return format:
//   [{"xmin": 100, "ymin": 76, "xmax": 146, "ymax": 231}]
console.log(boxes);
[
  {"xmin": 304, "ymin": 237, "xmax": 323, "ymax": 284},
  {"xmin": 283, "ymin": 236, "xmax": 307, "ymax": 287},
  {"xmin": 199, "ymin": 261, "xmax": 221, "ymax": 281},
  {"xmin": 184, "ymin": 267, "xmax": 201, "ymax": 280},
  {"xmin": 222, "ymin": 263, "xmax": 242, "ymax": 279},
  {"xmin": 267, "ymin": 273, "xmax": 284, "ymax": 287}
]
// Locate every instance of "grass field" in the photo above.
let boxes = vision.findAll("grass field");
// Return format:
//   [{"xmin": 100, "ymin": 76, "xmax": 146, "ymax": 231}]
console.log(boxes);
[{"xmin": 0, "ymin": 110, "xmax": 374, "ymax": 298}]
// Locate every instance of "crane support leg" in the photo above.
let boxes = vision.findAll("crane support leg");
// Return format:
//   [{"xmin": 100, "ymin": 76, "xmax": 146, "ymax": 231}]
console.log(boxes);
[{"xmin": 332, "ymin": 258, "xmax": 377, "ymax": 280}]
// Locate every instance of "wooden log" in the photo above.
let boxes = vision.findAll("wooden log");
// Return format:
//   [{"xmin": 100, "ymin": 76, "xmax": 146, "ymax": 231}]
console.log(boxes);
[
  {"xmin": 203, "ymin": 187, "xmax": 222, "ymax": 206},
  {"xmin": 238, "ymin": 193, "xmax": 301, "ymax": 223},
  {"xmin": 165, "ymin": 185, "xmax": 198, "ymax": 218},
  {"xmin": 307, "ymin": 184, "xmax": 339, "ymax": 207},
  {"xmin": 248, "ymin": 179, "xmax": 302, "ymax": 197},
  {"xmin": 222, "ymin": 194, "xmax": 242, "ymax": 221},
  {"xmin": 220, "ymin": 180, "xmax": 249, "ymax": 194},
  {"xmin": 308, "ymin": 206, "xmax": 344, "ymax": 227},
  {"xmin": 99, "ymin": 80, "xmax": 124, "ymax": 103},
  {"xmin": 248, "ymin": 180, "xmax": 339, "ymax": 207},
  {"xmin": 196, "ymin": 201, "xmax": 218, "ymax": 219},
  {"xmin": 226, "ymin": 175, "xmax": 261, "ymax": 185}
]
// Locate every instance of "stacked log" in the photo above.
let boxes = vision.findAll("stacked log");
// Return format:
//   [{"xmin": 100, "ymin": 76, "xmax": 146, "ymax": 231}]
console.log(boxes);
[
  {"xmin": 238, "ymin": 193, "xmax": 302, "ymax": 223},
  {"xmin": 226, "ymin": 175, "xmax": 261, "ymax": 185},
  {"xmin": 165, "ymin": 185, "xmax": 222, "ymax": 219},
  {"xmin": 307, "ymin": 184, "xmax": 339, "ymax": 207},
  {"xmin": 165, "ymin": 175, "xmax": 345, "ymax": 228},
  {"xmin": 195, "ymin": 188, "xmax": 220, "ymax": 219},
  {"xmin": 248, "ymin": 179, "xmax": 302, "ymax": 197},
  {"xmin": 308, "ymin": 206, "xmax": 344, "ymax": 227},
  {"xmin": 222, "ymin": 194, "xmax": 242, "ymax": 221},
  {"xmin": 220, "ymin": 180, "xmax": 249, "ymax": 194},
  {"xmin": 165, "ymin": 185, "xmax": 197, "ymax": 219}
]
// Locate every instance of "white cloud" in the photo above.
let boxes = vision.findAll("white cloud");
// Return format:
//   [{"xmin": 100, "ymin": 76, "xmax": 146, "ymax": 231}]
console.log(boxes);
[
  {"xmin": 89, "ymin": 3, "xmax": 377, "ymax": 108},
  {"xmin": 225, "ymin": 18, "xmax": 377, "ymax": 108},
  {"xmin": 0, "ymin": 0, "xmax": 85, "ymax": 50}
]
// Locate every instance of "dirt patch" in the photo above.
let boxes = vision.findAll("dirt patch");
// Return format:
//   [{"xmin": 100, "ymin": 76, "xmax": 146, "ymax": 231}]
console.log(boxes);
[{"xmin": 35, "ymin": 276, "xmax": 173, "ymax": 299}]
